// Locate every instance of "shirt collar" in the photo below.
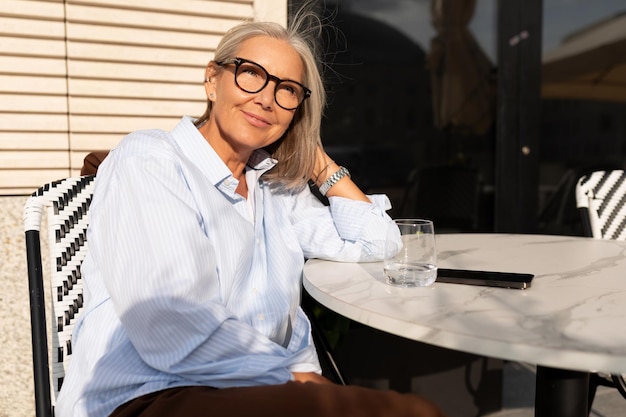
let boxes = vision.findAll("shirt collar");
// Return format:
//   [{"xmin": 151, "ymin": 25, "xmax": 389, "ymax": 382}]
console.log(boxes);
[{"xmin": 171, "ymin": 116, "xmax": 278, "ymax": 196}]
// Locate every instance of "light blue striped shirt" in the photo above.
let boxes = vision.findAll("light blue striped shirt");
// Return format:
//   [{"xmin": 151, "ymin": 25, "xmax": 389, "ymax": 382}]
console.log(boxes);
[{"xmin": 57, "ymin": 116, "xmax": 395, "ymax": 417}]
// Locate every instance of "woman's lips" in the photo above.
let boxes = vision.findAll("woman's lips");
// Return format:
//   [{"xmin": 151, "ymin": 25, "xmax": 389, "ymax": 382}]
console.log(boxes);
[{"xmin": 242, "ymin": 110, "xmax": 271, "ymax": 127}]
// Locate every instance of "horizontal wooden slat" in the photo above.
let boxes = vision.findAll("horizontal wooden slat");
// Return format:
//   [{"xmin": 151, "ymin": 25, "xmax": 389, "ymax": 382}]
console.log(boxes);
[
  {"xmin": 0, "ymin": 36, "xmax": 66, "ymax": 57},
  {"xmin": 253, "ymin": 0, "xmax": 287, "ymax": 24},
  {"xmin": 68, "ymin": 60, "xmax": 207, "ymax": 82},
  {"xmin": 71, "ymin": 150, "xmax": 90, "ymax": 169},
  {"xmin": 0, "ymin": 94, "xmax": 68, "ymax": 113},
  {"xmin": 0, "ymin": 187, "xmax": 43, "ymax": 198},
  {"xmin": 0, "ymin": 17, "xmax": 65, "ymax": 38},
  {"xmin": 67, "ymin": 23, "xmax": 224, "ymax": 50},
  {"xmin": 69, "ymin": 79, "xmax": 205, "ymax": 100},
  {"xmin": 0, "ymin": 56, "xmax": 67, "ymax": 76},
  {"xmin": 0, "ymin": 150, "xmax": 69, "ymax": 168},
  {"xmin": 66, "ymin": 4, "xmax": 242, "ymax": 34},
  {"xmin": 0, "ymin": 114, "xmax": 68, "ymax": 131},
  {"xmin": 68, "ymin": 0, "xmax": 253, "ymax": 19},
  {"xmin": 70, "ymin": 133, "xmax": 124, "ymax": 150},
  {"xmin": 0, "ymin": 0, "xmax": 64, "ymax": 20},
  {"xmin": 69, "ymin": 97, "xmax": 202, "ymax": 116},
  {"xmin": 0, "ymin": 169, "xmax": 71, "ymax": 190},
  {"xmin": 69, "ymin": 115, "xmax": 182, "ymax": 133},
  {"xmin": 67, "ymin": 41, "xmax": 211, "ymax": 67},
  {"xmin": 0, "ymin": 132, "xmax": 68, "ymax": 150},
  {"xmin": 0, "ymin": 75, "xmax": 67, "ymax": 95}
]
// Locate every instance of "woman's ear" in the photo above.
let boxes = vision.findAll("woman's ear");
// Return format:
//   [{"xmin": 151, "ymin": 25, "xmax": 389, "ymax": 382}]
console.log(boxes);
[{"xmin": 204, "ymin": 63, "xmax": 218, "ymax": 101}]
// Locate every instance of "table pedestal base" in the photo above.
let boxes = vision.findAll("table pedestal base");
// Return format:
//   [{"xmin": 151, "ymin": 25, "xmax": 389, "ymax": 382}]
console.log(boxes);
[{"xmin": 535, "ymin": 366, "xmax": 590, "ymax": 417}]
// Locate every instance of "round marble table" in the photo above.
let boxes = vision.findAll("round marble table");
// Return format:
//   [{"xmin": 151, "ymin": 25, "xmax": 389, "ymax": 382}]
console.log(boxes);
[{"xmin": 303, "ymin": 233, "xmax": 626, "ymax": 417}]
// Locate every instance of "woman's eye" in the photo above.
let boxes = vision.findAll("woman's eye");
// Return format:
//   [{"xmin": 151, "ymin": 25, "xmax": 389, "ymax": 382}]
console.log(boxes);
[
  {"xmin": 243, "ymin": 68, "xmax": 259, "ymax": 77},
  {"xmin": 239, "ymin": 64, "xmax": 263, "ymax": 78},
  {"xmin": 279, "ymin": 84, "xmax": 297, "ymax": 96}
]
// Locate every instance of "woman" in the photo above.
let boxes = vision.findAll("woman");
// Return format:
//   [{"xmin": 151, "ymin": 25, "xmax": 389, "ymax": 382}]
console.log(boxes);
[{"xmin": 56, "ymin": 14, "xmax": 446, "ymax": 417}]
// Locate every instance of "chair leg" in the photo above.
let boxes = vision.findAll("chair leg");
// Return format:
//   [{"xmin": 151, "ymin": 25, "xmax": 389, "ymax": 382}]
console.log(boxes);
[
  {"xmin": 301, "ymin": 293, "xmax": 349, "ymax": 385},
  {"xmin": 587, "ymin": 373, "xmax": 599, "ymax": 416},
  {"xmin": 26, "ymin": 230, "xmax": 54, "ymax": 417},
  {"xmin": 611, "ymin": 374, "xmax": 626, "ymax": 399},
  {"xmin": 587, "ymin": 373, "xmax": 626, "ymax": 415}
]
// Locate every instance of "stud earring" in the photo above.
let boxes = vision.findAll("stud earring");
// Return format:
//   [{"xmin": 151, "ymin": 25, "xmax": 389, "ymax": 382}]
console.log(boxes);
[
  {"xmin": 205, "ymin": 77, "xmax": 210, "ymax": 82},
  {"xmin": 209, "ymin": 93, "xmax": 215, "ymax": 100}
]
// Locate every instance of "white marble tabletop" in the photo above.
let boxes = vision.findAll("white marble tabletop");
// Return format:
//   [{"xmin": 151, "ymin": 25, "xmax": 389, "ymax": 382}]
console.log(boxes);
[{"xmin": 303, "ymin": 233, "xmax": 626, "ymax": 375}]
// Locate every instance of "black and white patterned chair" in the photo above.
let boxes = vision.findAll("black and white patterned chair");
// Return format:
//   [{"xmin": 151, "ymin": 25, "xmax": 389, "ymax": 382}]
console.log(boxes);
[
  {"xmin": 575, "ymin": 170, "xmax": 626, "ymax": 403},
  {"xmin": 24, "ymin": 176, "xmax": 95, "ymax": 417},
  {"xmin": 576, "ymin": 170, "xmax": 626, "ymax": 241}
]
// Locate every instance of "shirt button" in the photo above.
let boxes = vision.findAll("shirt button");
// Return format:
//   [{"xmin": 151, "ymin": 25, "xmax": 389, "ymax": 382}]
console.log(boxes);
[
  {"xmin": 257, "ymin": 314, "xmax": 264, "ymax": 320},
  {"xmin": 224, "ymin": 179, "xmax": 231, "ymax": 186},
  {"xmin": 256, "ymin": 238, "xmax": 261, "ymax": 245}
]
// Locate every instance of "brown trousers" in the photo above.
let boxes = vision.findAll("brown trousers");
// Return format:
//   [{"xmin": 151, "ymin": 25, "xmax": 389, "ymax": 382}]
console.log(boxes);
[{"xmin": 109, "ymin": 383, "xmax": 446, "ymax": 417}]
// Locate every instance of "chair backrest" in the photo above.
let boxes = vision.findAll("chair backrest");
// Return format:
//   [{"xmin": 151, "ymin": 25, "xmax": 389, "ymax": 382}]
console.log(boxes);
[
  {"xmin": 575, "ymin": 170, "xmax": 626, "ymax": 240},
  {"xmin": 24, "ymin": 176, "xmax": 95, "ymax": 417}
]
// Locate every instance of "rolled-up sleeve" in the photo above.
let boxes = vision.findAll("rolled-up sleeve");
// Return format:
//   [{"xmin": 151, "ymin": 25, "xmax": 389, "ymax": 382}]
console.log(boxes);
[{"xmin": 287, "ymin": 187, "xmax": 397, "ymax": 262}]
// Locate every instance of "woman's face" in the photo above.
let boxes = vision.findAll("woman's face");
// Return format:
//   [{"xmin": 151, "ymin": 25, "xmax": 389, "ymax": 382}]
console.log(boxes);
[{"xmin": 204, "ymin": 36, "xmax": 305, "ymax": 159}]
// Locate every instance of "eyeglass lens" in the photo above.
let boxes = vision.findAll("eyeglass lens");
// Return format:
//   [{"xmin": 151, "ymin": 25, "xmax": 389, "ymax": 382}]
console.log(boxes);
[{"xmin": 234, "ymin": 61, "xmax": 306, "ymax": 110}]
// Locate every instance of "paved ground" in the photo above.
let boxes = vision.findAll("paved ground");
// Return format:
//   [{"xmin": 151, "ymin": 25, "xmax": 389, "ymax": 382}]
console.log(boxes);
[
  {"xmin": 1, "ymin": 196, "xmax": 35, "ymax": 417},
  {"xmin": 1, "ymin": 195, "xmax": 624, "ymax": 417},
  {"xmin": 485, "ymin": 361, "xmax": 625, "ymax": 417}
]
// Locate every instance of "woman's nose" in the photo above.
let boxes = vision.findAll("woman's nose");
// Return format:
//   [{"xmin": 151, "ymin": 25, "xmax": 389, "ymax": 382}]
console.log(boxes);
[{"xmin": 255, "ymin": 83, "xmax": 275, "ymax": 109}]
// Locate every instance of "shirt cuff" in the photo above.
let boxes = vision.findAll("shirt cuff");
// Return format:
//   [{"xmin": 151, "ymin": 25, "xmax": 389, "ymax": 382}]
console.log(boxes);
[
  {"xmin": 328, "ymin": 195, "xmax": 393, "ymax": 241},
  {"xmin": 288, "ymin": 362, "xmax": 322, "ymax": 374}
]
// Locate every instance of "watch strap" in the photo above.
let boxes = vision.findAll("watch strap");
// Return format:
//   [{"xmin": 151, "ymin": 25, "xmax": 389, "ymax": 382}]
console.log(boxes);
[{"xmin": 319, "ymin": 166, "xmax": 350, "ymax": 196}]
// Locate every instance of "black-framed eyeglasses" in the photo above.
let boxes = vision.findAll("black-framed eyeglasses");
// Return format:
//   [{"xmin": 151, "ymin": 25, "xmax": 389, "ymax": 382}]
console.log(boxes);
[{"xmin": 216, "ymin": 57, "xmax": 311, "ymax": 110}]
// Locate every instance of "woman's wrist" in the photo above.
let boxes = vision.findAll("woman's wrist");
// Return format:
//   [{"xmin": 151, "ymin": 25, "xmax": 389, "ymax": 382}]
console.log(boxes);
[
  {"xmin": 318, "ymin": 166, "xmax": 350, "ymax": 196},
  {"xmin": 313, "ymin": 160, "xmax": 336, "ymax": 186}
]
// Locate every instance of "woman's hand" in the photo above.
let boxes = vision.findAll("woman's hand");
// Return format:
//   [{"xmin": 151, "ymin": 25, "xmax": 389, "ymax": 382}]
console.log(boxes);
[{"xmin": 292, "ymin": 372, "xmax": 334, "ymax": 385}]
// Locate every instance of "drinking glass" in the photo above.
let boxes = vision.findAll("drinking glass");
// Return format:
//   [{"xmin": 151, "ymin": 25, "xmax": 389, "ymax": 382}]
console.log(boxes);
[{"xmin": 384, "ymin": 219, "xmax": 437, "ymax": 287}]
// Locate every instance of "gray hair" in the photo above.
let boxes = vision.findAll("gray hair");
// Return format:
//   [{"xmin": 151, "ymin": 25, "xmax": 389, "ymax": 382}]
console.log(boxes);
[{"xmin": 195, "ymin": 12, "xmax": 326, "ymax": 189}]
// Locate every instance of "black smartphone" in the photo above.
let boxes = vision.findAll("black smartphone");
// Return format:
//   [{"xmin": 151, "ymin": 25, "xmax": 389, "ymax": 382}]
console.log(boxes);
[{"xmin": 436, "ymin": 268, "xmax": 534, "ymax": 290}]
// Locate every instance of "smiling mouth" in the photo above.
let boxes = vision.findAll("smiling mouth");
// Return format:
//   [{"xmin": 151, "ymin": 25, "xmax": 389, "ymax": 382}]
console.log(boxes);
[{"xmin": 243, "ymin": 111, "xmax": 270, "ymax": 126}]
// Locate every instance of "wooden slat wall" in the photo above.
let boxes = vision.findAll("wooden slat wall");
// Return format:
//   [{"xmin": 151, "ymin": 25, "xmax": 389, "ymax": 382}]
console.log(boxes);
[
  {"xmin": 0, "ymin": 0, "xmax": 286, "ymax": 195},
  {"xmin": 0, "ymin": 0, "xmax": 68, "ymax": 194}
]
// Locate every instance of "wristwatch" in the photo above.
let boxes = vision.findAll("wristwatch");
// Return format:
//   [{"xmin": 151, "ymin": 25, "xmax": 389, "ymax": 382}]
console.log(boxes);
[{"xmin": 319, "ymin": 166, "xmax": 350, "ymax": 196}]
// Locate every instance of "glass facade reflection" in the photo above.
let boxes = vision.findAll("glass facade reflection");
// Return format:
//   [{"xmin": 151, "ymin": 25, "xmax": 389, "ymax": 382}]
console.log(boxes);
[
  {"xmin": 539, "ymin": 1, "xmax": 626, "ymax": 235},
  {"xmin": 293, "ymin": 0, "xmax": 625, "ymax": 234},
  {"xmin": 316, "ymin": 0, "xmax": 497, "ymax": 229}
]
